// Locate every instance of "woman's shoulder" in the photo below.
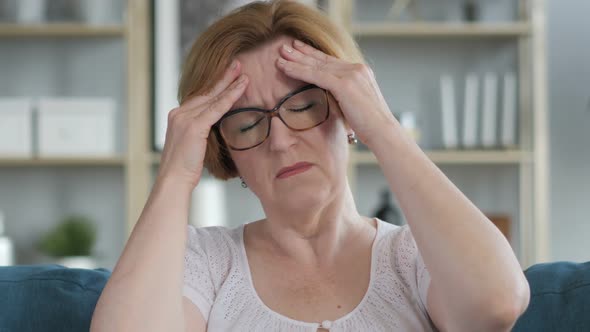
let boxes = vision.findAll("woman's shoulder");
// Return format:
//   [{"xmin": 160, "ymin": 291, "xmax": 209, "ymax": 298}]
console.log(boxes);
[
  {"xmin": 186, "ymin": 224, "xmax": 244, "ymax": 256},
  {"xmin": 184, "ymin": 224, "xmax": 246, "ymax": 284},
  {"xmin": 375, "ymin": 218, "xmax": 409, "ymax": 243},
  {"xmin": 183, "ymin": 224, "xmax": 248, "ymax": 319},
  {"xmin": 374, "ymin": 219, "xmax": 422, "ymax": 263},
  {"xmin": 186, "ymin": 225, "xmax": 243, "ymax": 264}
]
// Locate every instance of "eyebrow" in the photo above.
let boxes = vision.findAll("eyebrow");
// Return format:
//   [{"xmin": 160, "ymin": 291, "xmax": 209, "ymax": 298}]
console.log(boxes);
[{"xmin": 232, "ymin": 84, "xmax": 309, "ymax": 111}]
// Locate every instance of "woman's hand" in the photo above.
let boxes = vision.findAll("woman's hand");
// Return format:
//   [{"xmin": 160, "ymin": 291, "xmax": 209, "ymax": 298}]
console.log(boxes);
[
  {"xmin": 156, "ymin": 60, "xmax": 248, "ymax": 190},
  {"xmin": 276, "ymin": 39, "xmax": 399, "ymax": 148}
]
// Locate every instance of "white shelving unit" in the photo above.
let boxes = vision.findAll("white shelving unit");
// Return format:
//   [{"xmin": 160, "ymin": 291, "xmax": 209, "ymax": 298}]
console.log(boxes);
[
  {"xmin": 0, "ymin": 0, "xmax": 547, "ymax": 269},
  {"xmin": 326, "ymin": 0, "xmax": 549, "ymax": 268},
  {"xmin": 0, "ymin": 0, "xmax": 151, "ymax": 268}
]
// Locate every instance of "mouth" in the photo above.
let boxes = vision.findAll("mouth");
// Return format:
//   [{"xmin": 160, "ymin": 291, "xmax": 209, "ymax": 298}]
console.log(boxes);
[{"xmin": 276, "ymin": 162, "xmax": 314, "ymax": 179}]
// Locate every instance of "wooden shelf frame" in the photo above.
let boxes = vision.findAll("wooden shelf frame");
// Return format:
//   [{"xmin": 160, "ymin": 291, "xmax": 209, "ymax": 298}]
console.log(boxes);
[
  {"xmin": 152, "ymin": 150, "xmax": 531, "ymax": 166},
  {"xmin": 0, "ymin": 156, "xmax": 126, "ymax": 167},
  {"xmin": 0, "ymin": 23, "xmax": 125, "ymax": 38},
  {"xmin": 351, "ymin": 22, "xmax": 532, "ymax": 38},
  {"xmin": 125, "ymin": 0, "xmax": 153, "ymax": 236},
  {"xmin": 353, "ymin": 149, "xmax": 530, "ymax": 165}
]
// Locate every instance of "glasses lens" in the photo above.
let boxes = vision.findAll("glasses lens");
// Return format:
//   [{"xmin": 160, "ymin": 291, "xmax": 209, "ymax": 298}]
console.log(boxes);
[
  {"xmin": 219, "ymin": 87, "xmax": 329, "ymax": 150},
  {"xmin": 219, "ymin": 110, "xmax": 269, "ymax": 150},
  {"xmin": 280, "ymin": 88, "xmax": 328, "ymax": 130}
]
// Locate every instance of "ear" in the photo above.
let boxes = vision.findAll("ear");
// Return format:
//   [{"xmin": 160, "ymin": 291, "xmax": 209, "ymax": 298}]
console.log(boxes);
[
  {"xmin": 344, "ymin": 121, "xmax": 353, "ymax": 133},
  {"xmin": 341, "ymin": 117, "xmax": 353, "ymax": 135},
  {"xmin": 327, "ymin": 93, "xmax": 352, "ymax": 133}
]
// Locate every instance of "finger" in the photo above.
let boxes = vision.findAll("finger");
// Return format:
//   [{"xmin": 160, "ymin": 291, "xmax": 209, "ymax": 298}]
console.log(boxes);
[
  {"xmin": 197, "ymin": 74, "xmax": 249, "ymax": 124},
  {"xmin": 173, "ymin": 74, "xmax": 247, "ymax": 124},
  {"xmin": 292, "ymin": 39, "xmax": 344, "ymax": 66},
  {"xmin": 206, "ymin": 59, "xmax": 242, "ymax": 97},
  {"xmin": 279, "ymin": 44, "xmax": 349, "ymax": 72},
  {"xmin": 181, "ymin": 59, "xmax": 242, "ymax": 110},
  {"xmin": 276, "ymin": 57, "xmax": 338, "ymax": 91}
]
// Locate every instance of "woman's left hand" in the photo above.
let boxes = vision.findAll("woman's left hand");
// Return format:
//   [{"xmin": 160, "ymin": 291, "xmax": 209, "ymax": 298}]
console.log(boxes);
[{"xmin": 276, "ymin": 39, "xmax": 399, "ymax": 148}]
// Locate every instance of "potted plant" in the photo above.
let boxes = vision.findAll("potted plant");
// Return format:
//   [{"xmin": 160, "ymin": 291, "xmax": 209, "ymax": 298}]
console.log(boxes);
[{"xmin": 38, "ymin": 215, "xmax": 97, "ymax": 269}]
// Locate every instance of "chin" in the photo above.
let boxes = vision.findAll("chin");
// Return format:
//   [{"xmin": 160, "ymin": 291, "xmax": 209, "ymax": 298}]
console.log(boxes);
[
  {"xmin": 280, "ymin": 182, "xmax": 331, "ymax": 204},
  {"xmin": 281, "ymin": 194, "xmax": 324, "ymax": 212}
]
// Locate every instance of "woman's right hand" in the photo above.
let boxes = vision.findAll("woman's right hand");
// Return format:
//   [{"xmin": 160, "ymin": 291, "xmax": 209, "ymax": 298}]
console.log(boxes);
[{"xmin": 155, "ymin": 60, "xmax": 248, "ymax": 190}]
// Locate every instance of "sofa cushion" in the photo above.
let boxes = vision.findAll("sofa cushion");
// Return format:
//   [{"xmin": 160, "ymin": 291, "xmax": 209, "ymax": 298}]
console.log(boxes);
[
  {"xmin": 514, "ymin": 261, "xmax": 590, "ymax": 331},
  {"xmin": 0, "ymin": 264, "xmax": 111, "ymax": 332}
]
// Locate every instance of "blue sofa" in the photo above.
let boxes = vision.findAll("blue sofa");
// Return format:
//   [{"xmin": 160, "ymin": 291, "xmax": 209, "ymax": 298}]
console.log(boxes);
[
  {"xmin": 0, "ymin": 262, "xmax": 588, "ymax": 331},
  {"xmin": 513, "ymin": 261, "xmax": 590, "ymax": 331},
  {"xmin": 0, "ymin": 265, "xmax": 110, "ymax": 332}
]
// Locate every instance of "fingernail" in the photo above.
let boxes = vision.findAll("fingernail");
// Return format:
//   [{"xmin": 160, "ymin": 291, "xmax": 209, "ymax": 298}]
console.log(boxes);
[
  {"xmin": 237, "ymin": 74, "xmax": 247, "ymax": 84},
  {"xmin": 283, "ymin": 44, "xmax": 293, "ymax": 53},
  {"xmin": 277, "ymin": 58, "xmax": 286, "ymax": 65},
  {"xmin": 294, "ymin": 40, "xmax": 304, "ymax": 47},
  {"xmin": 231, "ymin": 60, "xmax": 238, "ymax": 70}
]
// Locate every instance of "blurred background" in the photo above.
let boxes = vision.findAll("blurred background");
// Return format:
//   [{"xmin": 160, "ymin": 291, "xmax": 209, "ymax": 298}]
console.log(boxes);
[{"xmin": 0, "ymin": 0, "xmax": 587, "ymax": 271}]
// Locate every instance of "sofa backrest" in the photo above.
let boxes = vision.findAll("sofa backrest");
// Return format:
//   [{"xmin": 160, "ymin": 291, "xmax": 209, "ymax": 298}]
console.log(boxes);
[
  {"xmin": 2, "ymin": 261, "xmax": 589, "ymax": 331},
  {"xmin": 0, "ymin": 264, "xmax": 111, "ymax": 332},
  {"xmin": 514, "ymin": 261, "xmax": 590, "ymax": 331}
]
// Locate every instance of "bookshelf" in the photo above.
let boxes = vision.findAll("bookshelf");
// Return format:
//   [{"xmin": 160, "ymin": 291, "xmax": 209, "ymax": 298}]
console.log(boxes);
[
  {"xmin": 0, "ymin": 0, "xmax": 149, "ymax": 268},
  {"xmin": 326, "ymin": 0, "xmax": 549, "ymax": 268},
  {"xmin": 0, "ymin": 0, "xmax": 548, "ymax": 269}
]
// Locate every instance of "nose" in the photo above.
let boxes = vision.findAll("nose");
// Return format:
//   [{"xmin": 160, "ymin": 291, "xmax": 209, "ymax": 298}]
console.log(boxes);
[{"xmin": 267, "ymin": 115, "xmax": 298, "ymax": 152}]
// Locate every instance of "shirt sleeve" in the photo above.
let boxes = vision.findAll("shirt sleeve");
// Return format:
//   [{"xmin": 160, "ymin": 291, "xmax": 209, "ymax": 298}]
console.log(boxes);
[
  {"xmin": 182, "ymin": 225, "xmax": 217, "ymax": 321},
  {"xmin": 392, "ymin": 225, "xmax": 432, "ymax": 319}
]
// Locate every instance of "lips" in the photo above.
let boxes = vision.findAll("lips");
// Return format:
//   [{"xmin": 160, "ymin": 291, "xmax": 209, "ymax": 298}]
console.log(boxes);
[{"xmin": 276, "ymin": 162, "xmax": 313, "ymax": 179}]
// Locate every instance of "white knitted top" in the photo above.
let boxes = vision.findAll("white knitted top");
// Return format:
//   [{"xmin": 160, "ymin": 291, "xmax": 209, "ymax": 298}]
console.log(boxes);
[{"xmin": 183, "ymin": 218, "xmax": 436, "ymax": 331}]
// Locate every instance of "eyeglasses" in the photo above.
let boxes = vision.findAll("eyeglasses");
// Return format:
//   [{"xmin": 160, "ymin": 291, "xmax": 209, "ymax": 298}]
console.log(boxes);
[{"xmin": 214, "ymin": 84, "xmax": 330, "ymax": 151}]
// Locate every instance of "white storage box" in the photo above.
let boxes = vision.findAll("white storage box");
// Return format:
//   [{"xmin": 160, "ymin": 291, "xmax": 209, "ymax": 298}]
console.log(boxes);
[
  {"xmin": 0, "ymin": 98, "xmax": 34, "ymax": 157},
  {"xmin": 37, "ymin": 98, "xmax": 116, "ymax": 157}
]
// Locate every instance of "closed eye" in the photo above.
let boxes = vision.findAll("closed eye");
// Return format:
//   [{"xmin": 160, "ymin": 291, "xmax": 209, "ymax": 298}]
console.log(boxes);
[
  {"xmin": 288, "ymin": 103, "xmax": 315, "ymax": 112},
  {"xmin": 240, "ymin": 116, "xmax": 265, "ymax": 133}
]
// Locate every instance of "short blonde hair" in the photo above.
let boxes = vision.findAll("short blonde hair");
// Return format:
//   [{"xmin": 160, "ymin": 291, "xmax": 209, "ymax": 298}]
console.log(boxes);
[{"xmin": 178, "ymin": 0, "xmax": 364, "ymax": 180}]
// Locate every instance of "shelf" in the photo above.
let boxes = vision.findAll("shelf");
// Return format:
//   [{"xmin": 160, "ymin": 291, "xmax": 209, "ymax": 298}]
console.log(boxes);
[
  {"xmin": 0, "ymin": 156, "xmax": 126, "ymax": 167},
  {"xmin": 351, "ymin": 22, "xmax": 531, "ymax": 38},
  {"xmin": 0, "ymin": 23, "xmax": 125, "ymax": 38},
  {"xmin": 152, "ymin": 150, "xmax": 527, "ymax": 166},
  {"xmin": 355, "ymin": 149, "xmax": 529, "ymax": 165}
]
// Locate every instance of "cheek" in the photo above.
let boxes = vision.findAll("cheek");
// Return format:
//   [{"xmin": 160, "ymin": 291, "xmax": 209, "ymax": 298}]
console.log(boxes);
[
  {"xmin": 228, "ymin": 151, "xmax": 248, "ymax": 177},
  {"xmin": 318, "ymin": 118, "xmax": 349, "ymax": 166},
  {"xmin": 229, "ymin": 151, "xmax": 265, "ymax": 184},
  {"xmin": 323, "ymin": 106, "xmax": 348, "ymax": 144}
]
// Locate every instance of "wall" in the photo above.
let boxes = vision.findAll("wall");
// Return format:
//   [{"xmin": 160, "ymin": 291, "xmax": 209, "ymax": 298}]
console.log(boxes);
[{"xmin": 547, "ymin": 0, "xmax": 590, "ymax": 262}]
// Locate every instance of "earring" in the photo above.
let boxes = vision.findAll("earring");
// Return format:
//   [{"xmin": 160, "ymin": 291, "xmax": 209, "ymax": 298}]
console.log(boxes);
[
  {"xmin": 240, "ymin": 176, "xmax": 248, "ymax": 188},
  {"xmin": 347, "ymin": 133, "xmax": 358, "ymax": 145}
]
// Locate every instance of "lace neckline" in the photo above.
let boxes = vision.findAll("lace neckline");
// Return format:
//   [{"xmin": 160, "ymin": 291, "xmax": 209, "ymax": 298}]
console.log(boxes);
[{"xmin": 237, "ymin": 218, "xmax": 383, "ymax": 328}]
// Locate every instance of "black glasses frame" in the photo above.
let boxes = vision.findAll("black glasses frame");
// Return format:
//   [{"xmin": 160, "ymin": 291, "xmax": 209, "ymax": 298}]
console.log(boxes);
[{"xmin": 214, "ymin": 84, "xmax": 330, "ymax": 151}]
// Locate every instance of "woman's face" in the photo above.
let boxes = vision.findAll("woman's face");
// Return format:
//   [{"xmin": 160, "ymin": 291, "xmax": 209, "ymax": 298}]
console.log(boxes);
[{"xmin": 228, "ymin": 35, "xmax": 351, "ymax": 212}]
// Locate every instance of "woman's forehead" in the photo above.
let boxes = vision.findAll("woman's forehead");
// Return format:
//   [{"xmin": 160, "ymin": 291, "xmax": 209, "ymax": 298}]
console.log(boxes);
[{"xmin": 233, "ymin": 36, "xmax": 304, "ymax": 109}]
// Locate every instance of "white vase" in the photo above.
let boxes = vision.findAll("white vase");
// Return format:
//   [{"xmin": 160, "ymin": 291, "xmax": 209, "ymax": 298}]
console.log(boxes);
[
  {"xmin": 56, "ymin": 256, "xmax": 98, "ymax": 269},
  {"xmin": 17, "ymin": 0, "xmax": 46, "ymax": 24},
  {"xmin": 190, "ymin": 177, "xmax": 227, "ymax": 228}
]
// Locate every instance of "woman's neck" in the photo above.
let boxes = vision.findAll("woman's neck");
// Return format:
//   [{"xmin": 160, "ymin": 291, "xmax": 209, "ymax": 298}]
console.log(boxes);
[{"xmin": 256, "ymin": 187, "xmax": 371, "ymax": 267}]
